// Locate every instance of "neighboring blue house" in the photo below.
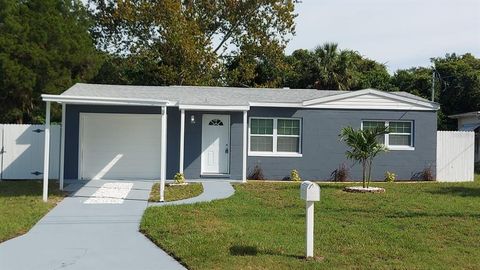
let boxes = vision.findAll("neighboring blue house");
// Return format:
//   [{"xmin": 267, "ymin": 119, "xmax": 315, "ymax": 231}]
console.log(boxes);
[{"xmin": 42, "ymin": 83, "xmax": 439, "ymax": 185}]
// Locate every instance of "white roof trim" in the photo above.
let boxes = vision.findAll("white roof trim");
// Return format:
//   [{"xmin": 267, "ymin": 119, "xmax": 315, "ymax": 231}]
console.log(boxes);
[
  {"xmin": 178, "ymin": 104, "xmax": 250, "ymax": 111},
  {"xmin": 449, "ymin": 111, "xmax": 480, "ymax": 119},
  {"xmin": 42, "ymin": 94, "xmax": 172, "ymax": 106},
  {"xmin": 302, "ymin": 89, "xmax": 440, "ymax": 111},
  {"xmin": 249, "ymin": 102, "xmax": 303, "ymax": 108}
]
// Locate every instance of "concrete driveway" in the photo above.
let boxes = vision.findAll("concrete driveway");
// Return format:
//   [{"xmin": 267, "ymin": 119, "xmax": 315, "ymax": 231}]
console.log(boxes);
[{"xmin": 0, "ymin": 179, "xmax": 185, "ymax": 270}]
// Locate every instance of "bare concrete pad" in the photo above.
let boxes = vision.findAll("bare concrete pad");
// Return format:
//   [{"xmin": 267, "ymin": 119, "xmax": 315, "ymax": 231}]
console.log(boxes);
[{"xmin": 343, "ymin": 186, "xmax": 386, "ymax": 193}]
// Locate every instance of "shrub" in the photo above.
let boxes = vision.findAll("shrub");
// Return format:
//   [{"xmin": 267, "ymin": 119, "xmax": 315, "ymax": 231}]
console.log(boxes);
[
  {"xmin": 173, "ymin": 172, "xmax": 185, "ymax": 184},
  {"xmin": 330, "ymin": 163, "xmax": 350, "ymax": 182},
  {"xmin": 385, "ymin": 171, "xmax": 396, "ymax": 182},
  {"xmin": 411, "ymin": 165, "xmax": 435, "ymax": 181},
  {"xmin": 290, "ymin": 169, "xmax": 301, "ymax": 182},
  {"xmin": 248, "ymin": 163, "xmax": 265, "ymax": 180}
]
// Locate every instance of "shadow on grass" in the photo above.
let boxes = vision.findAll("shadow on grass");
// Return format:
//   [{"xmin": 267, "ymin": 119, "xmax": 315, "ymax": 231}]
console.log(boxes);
[
  {"xmin": 427, "ymin": 186, "xmax": 480, "ymax": 197},
  {"xmin": 229, "ymin": 245, "xmax": 304, "ymax": 259},
  {"xmin": 387, "ymin": 211, "xmax": 480, "ymax": 219},
  {"xmin": 0, "ymin": 180, "xmax": 63, "ymax": 198}
]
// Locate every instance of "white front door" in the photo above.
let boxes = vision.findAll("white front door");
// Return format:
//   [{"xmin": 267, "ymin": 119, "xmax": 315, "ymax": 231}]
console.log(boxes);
[{"xmin": 201, "ymin": 114, "xmax": 230, "ymax": 174}]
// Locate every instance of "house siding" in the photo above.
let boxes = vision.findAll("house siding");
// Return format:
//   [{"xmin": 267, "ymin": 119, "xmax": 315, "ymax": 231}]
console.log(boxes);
[
  {"xmin": 182, "ymin": 111, "xmax": 243, "ymax": 179},
  {"xmin": 246, "ymin": 107, "xmax": 437, "ymax": 181},
  {"xmin": 64, "ymin": 105, "xmax": 244, "ymax": 180},
  {"xmin": 64, "ymin": 105, "xmax": 436, "ymax": 181}
]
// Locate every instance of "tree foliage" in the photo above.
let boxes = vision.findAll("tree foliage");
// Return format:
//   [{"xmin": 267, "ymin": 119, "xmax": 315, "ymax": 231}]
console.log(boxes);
[
  {"xmin": 391, "ymin": 53, "xmax": 480, "ymax": 129},
  {"xmin": 0, "ymin": 0, "xmax": 102, "ymax": 123},
  {"xmin": 90, "ymin": 0, "xmax": 297, "ymax": 86},
  {"xmin": 284, "ymin": 43, "xmax": 392, "ymax": 91},
  {"xmin": 0, "ymin": 0, "xmax": 478, "ymax": 130}
]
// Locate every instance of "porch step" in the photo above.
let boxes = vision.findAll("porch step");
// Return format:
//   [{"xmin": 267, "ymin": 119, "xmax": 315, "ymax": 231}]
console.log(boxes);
[{"xmin": 200, "ymin": 174, "xmax": 231, "ymax": 179}]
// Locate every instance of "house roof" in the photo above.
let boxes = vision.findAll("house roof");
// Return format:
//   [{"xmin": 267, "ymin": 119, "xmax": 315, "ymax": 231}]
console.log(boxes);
[
  {"xmin": 42, "ymin": 83, "xmax": 439, "ymax": 111},
  {"xmin": 449, "ymin": 111, "xmax": 480, "ymax": 119}
]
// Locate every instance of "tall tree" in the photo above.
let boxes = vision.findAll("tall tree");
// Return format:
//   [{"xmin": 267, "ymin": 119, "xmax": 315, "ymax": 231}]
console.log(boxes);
[
  {"xmin": 90, "ymin": 0, "xmax": 297, "ymax": 86},
  {"xmin": 312, "ymin": 43, "xmax": 354, "ymax": 90},
  {"xmin": 434, "ymin": 53, "xmax": 480, "ymax": 129},
  {"xmin": 348, "ymin": 52, "xmax": 393, "ymax": 91},
  {"xmin": 391, "ymin": 53, "xmax": 480, "ymax": 129},
  {"xmin": 284, "ymin": 43, "xmax": 392, "ymax": 90},
  {"xmin": 0, "ymin": 0, "xmax": 102, "ymax": 123}
]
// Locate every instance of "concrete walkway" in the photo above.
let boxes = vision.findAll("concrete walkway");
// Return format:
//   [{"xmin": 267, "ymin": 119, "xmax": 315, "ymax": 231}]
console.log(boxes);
[
  {"xmin": 0, "ymin": 180, "xmax": 234, "ymax": 270},
  {"xmin": 149, "ymin": 181, "xmax": 235, "ymax": 206}
]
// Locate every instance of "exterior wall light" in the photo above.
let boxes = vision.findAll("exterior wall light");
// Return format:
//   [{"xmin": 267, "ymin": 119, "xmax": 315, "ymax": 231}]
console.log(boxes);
[{"xmin": 190, "ymin": 115, "xmax": 195, "ymax": 124}]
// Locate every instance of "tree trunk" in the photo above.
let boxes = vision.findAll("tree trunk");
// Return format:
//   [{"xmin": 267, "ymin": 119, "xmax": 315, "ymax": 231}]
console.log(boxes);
[
  {"xmin": 367, "ymin": 159, "xmax": 373, "ymax": 188},
  {"xmin": 362, "ymin": 160, "xmax": 367, "ymax": 188}
]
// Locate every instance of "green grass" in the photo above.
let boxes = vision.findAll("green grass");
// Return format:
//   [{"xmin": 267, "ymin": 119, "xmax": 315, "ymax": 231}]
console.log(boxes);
[
  {"xmin": 141, "ymin": 178, "xmax": 480, "ymax": 269},
  {"xmin": 149, "ymin": 183, "xmax": 203, "ymax": 202},
  {"xmin": 0, "ymin": 181, "xmax": 65, "ymax": 243}
]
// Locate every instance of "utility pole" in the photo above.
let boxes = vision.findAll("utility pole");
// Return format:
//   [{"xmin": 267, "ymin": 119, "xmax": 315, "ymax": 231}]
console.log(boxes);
[{"xmin": 431, "ymin": 69, "xmax": 436, "ymax": 102}]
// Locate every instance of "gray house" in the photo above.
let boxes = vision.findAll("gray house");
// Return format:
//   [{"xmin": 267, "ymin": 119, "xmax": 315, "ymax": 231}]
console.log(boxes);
[{"xmin": 41, "ymin": 83, "xmax": 439, "ymax": 191}]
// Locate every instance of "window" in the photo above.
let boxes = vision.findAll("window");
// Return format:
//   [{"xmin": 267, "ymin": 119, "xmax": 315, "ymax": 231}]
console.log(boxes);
[
  {"xmin": 249, "ymin": 118, "xmax": 302, "ymax": 156},
  {"xmin": 362, "ymin": 120, "xmax": 414, "ymax": 150},
  {"xmin": 208, "ymin": 119, "xmax": 224, "ymax": 126}
]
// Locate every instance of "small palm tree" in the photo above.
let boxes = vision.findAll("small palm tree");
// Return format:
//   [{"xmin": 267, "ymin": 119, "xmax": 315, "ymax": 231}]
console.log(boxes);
[{"xmin": 340, "ymin": 126, "xmax": 389, "ymax": 188}]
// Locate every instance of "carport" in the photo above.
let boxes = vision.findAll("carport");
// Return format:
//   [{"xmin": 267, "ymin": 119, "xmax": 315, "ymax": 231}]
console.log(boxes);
[{"xmin": 41, "ymin": 94, "xmax": 172, "ymax": 202}]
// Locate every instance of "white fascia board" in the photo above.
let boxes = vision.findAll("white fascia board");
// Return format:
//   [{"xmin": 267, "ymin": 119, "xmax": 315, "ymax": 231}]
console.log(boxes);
[
  {"xmin": 178, "ymin": 104, "xmax": 250, "ymax": 111},
  {"xmin": 449, "ymin": 111, "xmax": 480, "ymax": 119},
  {"xmin": 249, "ymin": 102, "xmax": 303, "ymax": 108},
  {"xmin": 302, "ymin": 89, "xmax": 440, "ymax": 111},
  {"xmin": 303, "ymin": 104, "xmax": 436, "ymax": 111},
  {"xmin": 41, "ymin": 94, "xmax": 173, "ymax": 106}
]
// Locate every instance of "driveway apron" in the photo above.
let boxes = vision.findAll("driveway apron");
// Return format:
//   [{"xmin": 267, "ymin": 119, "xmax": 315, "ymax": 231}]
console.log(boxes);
[{"xmin": 0, "ymin": 180, "xmax": 185, "ymax": 270}]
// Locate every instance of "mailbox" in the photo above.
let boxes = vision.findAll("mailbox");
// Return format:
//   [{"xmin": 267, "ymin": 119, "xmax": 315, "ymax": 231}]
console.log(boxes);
[{"xmin": 300, "ymin": 181, "xmax": 320, "ymax": 201}]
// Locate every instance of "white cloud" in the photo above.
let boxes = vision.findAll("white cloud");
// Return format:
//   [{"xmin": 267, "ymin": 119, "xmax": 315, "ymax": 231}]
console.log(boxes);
[{"xmin": 286, "ymin": 0, "xmax": 480, "ymax": 72}]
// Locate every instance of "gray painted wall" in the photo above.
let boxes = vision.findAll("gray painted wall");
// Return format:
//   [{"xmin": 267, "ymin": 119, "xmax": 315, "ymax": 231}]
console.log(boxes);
[
  {"xmin": 64, "ymin": 105, "xmax": 243, "ymax": 179},
  {"xmin": 182, "ymin": 111, "xmax": 243, "ymax": 179},
  {"xmin": 247, "ymin": 107, "xmax": 437, "ymax": 181},
  {"xmin": 64, "ymin": 105, "xmax": 436, "ymax": 181}
]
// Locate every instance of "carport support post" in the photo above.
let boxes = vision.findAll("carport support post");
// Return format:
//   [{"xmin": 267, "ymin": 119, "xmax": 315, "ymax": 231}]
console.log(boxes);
[
  {"xmin": 242, "ymin": 110, "xmax": 247, "ymax": 182},
  {"xmin": 59, "ymin": 103, "xmax": 65, "ymax": 190},
  {"xmin": 42, "ymin": 101, "xmax": 51, "ymax": 202},
  {"xmin": 160, "ymin": 106, "xmax": 167, "ymax": 202},
  {"xmin": 179, "ymin": 109, "xmax": 185, "ymax": 174}
]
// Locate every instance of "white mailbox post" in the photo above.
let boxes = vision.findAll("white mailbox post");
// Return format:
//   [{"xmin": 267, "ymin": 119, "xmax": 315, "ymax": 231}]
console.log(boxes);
[{"xmin": 300, "ymin": 181, "xmax": 320, "ymax": 258}]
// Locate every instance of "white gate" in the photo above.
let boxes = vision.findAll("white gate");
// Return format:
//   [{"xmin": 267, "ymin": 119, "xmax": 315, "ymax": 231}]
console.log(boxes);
[
  {"xmin": 0, "ymin": 124, "xmax": 60, "ymax": 180},
  {"xmin": 436, "ymin": 131, "xmax": 475, "ymax": 182}
]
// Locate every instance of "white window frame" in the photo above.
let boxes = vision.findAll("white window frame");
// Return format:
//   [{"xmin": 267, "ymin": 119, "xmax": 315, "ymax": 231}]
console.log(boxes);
[
  {"xmin": 361, "ymin": 120, "xmax": 414, "ymax": 151},
  {"xmin": 248, "ymin": 117, "xmax": 302, "ymax": 157}
]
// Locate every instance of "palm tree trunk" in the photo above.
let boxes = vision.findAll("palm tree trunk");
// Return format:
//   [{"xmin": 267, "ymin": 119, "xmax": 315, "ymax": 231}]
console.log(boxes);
[
  {"xmin": 362, "ymin": 160, "xmax": 367, "ymax": 188},
  {"xmin": 367, "ymin": 159, "xmax": 373, "ymax": 188}
]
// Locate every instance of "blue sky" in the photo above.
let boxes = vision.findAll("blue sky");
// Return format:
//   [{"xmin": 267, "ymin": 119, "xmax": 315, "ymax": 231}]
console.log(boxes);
[{"xmin": 286, "ymin": 0, "xmax": 480, "ymax": 72}]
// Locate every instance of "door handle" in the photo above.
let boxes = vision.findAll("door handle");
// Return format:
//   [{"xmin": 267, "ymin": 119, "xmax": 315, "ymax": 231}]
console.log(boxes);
[{"xmin": 225, "ymin": 144, "xmax": 229, "ymax": 154}]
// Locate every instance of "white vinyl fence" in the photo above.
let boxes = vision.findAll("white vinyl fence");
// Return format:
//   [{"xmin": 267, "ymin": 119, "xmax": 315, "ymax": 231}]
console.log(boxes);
[
  {"xmin": 436, "ymin": 131, "xmax": 475, "ymax": 182},
  {"xmin": 0, "ymin": 124, "xmax": 60, "ymax": 180}
]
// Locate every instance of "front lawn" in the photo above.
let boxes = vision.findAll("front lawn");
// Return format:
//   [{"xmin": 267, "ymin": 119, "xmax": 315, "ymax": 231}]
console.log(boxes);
[
  {"xmin": 149, "ymin": 183, "xmax": 203, "ymax": 202},
  {"xmin": 0, "ymin": 181, "xmax": 64, "ymax": 243},
  {"xmin": 141, "ymin": 179, "xmax": 480, "ymax": 269}
]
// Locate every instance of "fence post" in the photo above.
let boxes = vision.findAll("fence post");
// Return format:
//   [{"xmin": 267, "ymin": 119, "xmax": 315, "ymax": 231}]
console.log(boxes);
[{"xmin": 43, "ymin": 102, "xmax": 51, "ymax": 202}]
